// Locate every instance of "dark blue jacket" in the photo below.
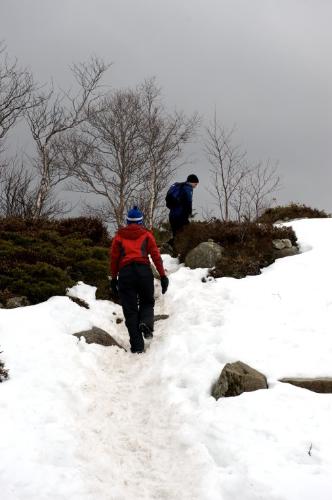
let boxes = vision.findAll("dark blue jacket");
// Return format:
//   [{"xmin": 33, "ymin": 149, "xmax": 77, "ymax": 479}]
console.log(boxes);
[{"xmin": 169, "ymin": 182, "xmax": 193, "ymax": 218}]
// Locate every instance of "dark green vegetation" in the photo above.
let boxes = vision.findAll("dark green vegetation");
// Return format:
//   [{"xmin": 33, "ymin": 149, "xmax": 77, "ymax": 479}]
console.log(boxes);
[
  {"xmin": 0, "ymin": 203, "xmax": 325, "ymax": 304},
  {"xmin": 0, "ymin": 217, "xmax": 111, "ymax": 304},
  {"xmin": 257, "ymin": 203, "xmax": 330, "ymax": 224},
  {"xmin": 174, "ymin": 220, "xmax": 298, "ymax": 279}
]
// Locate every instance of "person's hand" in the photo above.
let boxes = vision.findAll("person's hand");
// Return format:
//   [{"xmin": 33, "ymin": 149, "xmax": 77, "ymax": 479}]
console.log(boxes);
[
  {"xmin": 110, "ymin": 278, "xmax": 119, "ymax": 298},
  {"xmin": 160, "ymin": 275, "xmax": 169, "ymax": 295}
]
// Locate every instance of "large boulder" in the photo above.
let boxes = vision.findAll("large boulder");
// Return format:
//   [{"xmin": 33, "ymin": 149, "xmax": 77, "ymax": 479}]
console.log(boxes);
[
  {"xmin": 73, "ymin": 326, "xmax": 125, "ymax": 350},
  {"xmin": 280, "ymin": 377, "xmax": 332, "ymax": 393},
  {"xmin": 275, "ymin": 247, "xmax": 299, "ymax": 258},
  {"xmin": 212, "ymin": 361, "xmax": 268, "ymax": 399},
  {"xmin": 272, "ymin": 239, "xmax": 298, "ymax": 259},
  {"xmin": 185, "ymin": 240, "xmax": 224, "ymax": 269}
]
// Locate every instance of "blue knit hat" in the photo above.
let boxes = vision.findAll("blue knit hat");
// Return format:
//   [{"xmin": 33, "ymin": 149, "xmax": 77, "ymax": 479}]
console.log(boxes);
[{"xmin": 126, "ymin": 206, "xmax": 143, "ymax": 225}]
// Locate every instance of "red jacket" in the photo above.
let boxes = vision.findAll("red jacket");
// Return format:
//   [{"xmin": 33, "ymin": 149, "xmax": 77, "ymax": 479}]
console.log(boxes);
[{"xmin": 110, "ymin": 224, "xmax": 166, "ymax": 278}]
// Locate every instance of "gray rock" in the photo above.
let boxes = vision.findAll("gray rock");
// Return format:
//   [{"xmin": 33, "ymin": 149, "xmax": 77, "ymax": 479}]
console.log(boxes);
[
  {"xmin": 73, "ymin": 326, "xmax": 126, "ymax": 350},
  {"xmin": 272, "ymin": 238, "xmax": 298, "ymax": 259},
  {"xmin": 212, "ymin": 361, "xmax": 268, "ymax": 399},
  {"xmin": 67, "ymin": 296, "xmax": 90, "ymax": 309},
  {"xmin": 272, "ymin": 239, "xmax": 285, "ymax": 250},
  {"xmin": 274, "ymin": 247, "xmax": 298, "ymax": 258},
  {"xmin": 154, "ymin": 314, "xmax": 169, "ymax": 322},
  {"xmin": 6, "ymin": 296, "xmax": 30, "ymax": 308},
  {"xmin": 281, "ymin": 239, "xmax": 293, "ymax": 248},
  {"xmin": 185, "ymin": 240, "xmax": 224, "ymax": 269},
  {"xmin": 272, "ymin": 239, "xmax": 292, "ymax": 250},
  {"xmin": 280, "ymin": 377, "xmax": 332, "ymax": 393}
]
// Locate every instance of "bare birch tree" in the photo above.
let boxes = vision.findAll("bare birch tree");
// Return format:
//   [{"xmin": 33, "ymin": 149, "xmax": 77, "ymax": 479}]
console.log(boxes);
[
  {"xmin": 244, "ymin": 160, "xmax": 281, "ymax": 220},
  {"xmin": 138, "ymin": 79, "xmax": 198, "ymax": 228},
  {"xmin": 0, "ymin": 42, "xmax": 34, "ymax": 194},
  {"xmin": 67, "ymin": 89, "xmax": 145, "ymax": 227},
  {"xmin": 0, "ymin": 161, "xmax": 33, "ymax": 216},
  {"xmin": 0, "ymin": 43, "xmax": 34, "ymax": 142},
  {"xmin": 205, "ymin": 115, "xmax": 281, "ymax": 221},
  {"xmin": 25, "ymin": 56, "xmax": 108, "ymax": 218},
  {"xmin": 205, "ymin": 116, "xmax": 248, "ymax": 221},
  {"xmin": 0, "ymin": 160, "xmax": 67, "ymax": 218},
  {"xmin": 68, "ymin": 80, "xmax": 198, "ymax": 228}
]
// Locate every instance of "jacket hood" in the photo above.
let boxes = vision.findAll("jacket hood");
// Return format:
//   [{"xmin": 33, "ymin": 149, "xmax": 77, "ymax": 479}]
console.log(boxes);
[{"xmin": 117, "ymin": 224, "xmax": 147, "ymax": 240}]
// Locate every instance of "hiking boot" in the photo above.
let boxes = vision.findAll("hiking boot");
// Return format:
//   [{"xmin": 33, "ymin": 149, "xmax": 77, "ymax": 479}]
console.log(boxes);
[{"xmin": 139, "ymin": 323, "xmax": 153, "ymax": 339}]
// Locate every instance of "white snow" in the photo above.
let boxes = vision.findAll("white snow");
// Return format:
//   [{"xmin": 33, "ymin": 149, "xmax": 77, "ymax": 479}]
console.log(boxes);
[{"xmin": 1, "ymin": 218, "xmax": 332, "ymax": 499}]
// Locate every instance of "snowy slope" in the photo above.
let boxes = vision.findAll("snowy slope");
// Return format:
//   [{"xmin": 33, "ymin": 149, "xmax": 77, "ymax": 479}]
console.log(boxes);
[{"xmin": 1, "ymin": 218, "xmax": 332, "ymax": 500}]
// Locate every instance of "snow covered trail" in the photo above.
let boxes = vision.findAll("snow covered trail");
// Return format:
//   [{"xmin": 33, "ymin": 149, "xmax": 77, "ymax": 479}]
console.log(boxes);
[
  {"xmin": 3, "ymin": 219, "xmax": 332, "ymax": 499},
  {"xmin": 68, "ymin": 328, "xmax": 206, "ymax": 499},
  {"xmin": 0, "ymin": 280, "xmax": 205, "ymax": 500}
]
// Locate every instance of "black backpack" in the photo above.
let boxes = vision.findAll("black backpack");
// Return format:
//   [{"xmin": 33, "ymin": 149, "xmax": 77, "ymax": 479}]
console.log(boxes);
[{"xmin": 165, "ymin": 182, "xmax": 185, "ymax": 209}]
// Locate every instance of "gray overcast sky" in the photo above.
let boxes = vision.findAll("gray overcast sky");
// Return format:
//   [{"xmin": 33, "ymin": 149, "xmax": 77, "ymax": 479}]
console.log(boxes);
[{"xmin": 1, "ymin": 0, "xmax": 332, "ymax": 214}]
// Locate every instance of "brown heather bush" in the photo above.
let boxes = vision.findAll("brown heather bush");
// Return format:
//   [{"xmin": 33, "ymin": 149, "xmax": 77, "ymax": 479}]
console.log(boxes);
[
  {"xmin": 257, "ymin": 203, "xmax": 330, "ymax": 224},
  {"xmin": 174, "ymin": 220, "xmax": 298, "ymax": 279}
]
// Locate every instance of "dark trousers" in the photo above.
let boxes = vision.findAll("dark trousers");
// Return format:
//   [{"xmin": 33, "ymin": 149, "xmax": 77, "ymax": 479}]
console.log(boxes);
[
  {"xmin": 168, "ymin": 214, "xmax": 189, "ymax": 246},
  {"xmin": 118, "ymin": 262, "xmax": 155, "ymax": 352}
]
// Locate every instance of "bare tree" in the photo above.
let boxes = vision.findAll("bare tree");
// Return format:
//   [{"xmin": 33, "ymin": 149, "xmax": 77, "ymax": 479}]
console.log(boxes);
[
  {"xmin": 205, "ymin": 115, "xmax": 281, "ymax": 221},
  {"xmin": 0, "ymin": 161, "xmax": 35, "ymax": 217},
  {"xmin": 205, "ymin": 116, "xmax": 248, "ymax": 221},
  {"xmin": 244, "ymin": 160, "xmax": 281, "ymax": 220},
  {"xmin": 68, "ymin": 80, "xmax": 197, "ymax": 228},
  {"xmin": 139, "ymin": 79, "xmax": 198, "ymax": 228},
  {"xmin": 0, "ymin": 160, "xmax": 67, "ymax": 218},
  {"xmin": 25, "ymin": 56, "xmax": 108, "ymax": 218},
  {"xmin": 230, "ymin": 182, "xmax": 248, "ymax": 222},
  {"xmin": 0, "ymin": 42, "xmax": 34, "ymax": 142},
  {"xmin": 67, "ymin": 89, "xmax": 145, "ymax": 227}
]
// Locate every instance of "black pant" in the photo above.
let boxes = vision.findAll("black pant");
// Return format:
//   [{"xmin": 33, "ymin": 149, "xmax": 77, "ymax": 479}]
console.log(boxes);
[
  {"xmin": 169, "ymin": 214, "xmax": 189, "ymax": 245},
  {"xmin": 118, "ymin": 262, "xmax": 155, "ymax": 352}
]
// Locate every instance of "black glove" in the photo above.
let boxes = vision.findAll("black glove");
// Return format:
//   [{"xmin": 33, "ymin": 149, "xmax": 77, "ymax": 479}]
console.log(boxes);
[
  {"xmin": 160, "ymin": 275, "xmax": 169, "ymax": 295},
  {"xmin": 110, "ymin": 278, "xmax": 119, "ymax": 297}
]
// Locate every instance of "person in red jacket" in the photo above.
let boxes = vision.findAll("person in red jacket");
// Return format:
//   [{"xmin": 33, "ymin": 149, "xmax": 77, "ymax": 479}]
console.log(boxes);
[{"xmin": 110, "ymin": 206, "xmax": 169, "ymax": 353}]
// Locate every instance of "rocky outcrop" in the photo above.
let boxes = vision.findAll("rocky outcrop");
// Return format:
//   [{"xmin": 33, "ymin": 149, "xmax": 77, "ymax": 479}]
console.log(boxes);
[
  {"xmin": 280, "ymin": 377, "xmax": 332, "ymax": 393},
  {"xmin": 212, "ymin": 361, "xmax": 268, "ymax": 399},
  {"xmin": 73, "ymin": 326, "xmax": 126, "ymax": 350},
  {"xmin": 185, "ymin": 240, "xmax": 224, "ymax": 269}
]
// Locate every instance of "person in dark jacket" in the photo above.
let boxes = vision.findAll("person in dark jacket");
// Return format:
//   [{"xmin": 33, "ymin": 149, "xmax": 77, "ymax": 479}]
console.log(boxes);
[
  {"xmin": 110, "ymin": 206, "xmax": 169, "ymax": 354},
  {"xmin": 168, "ymin": 174, "xmax": 199, "ymax": 246}
]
